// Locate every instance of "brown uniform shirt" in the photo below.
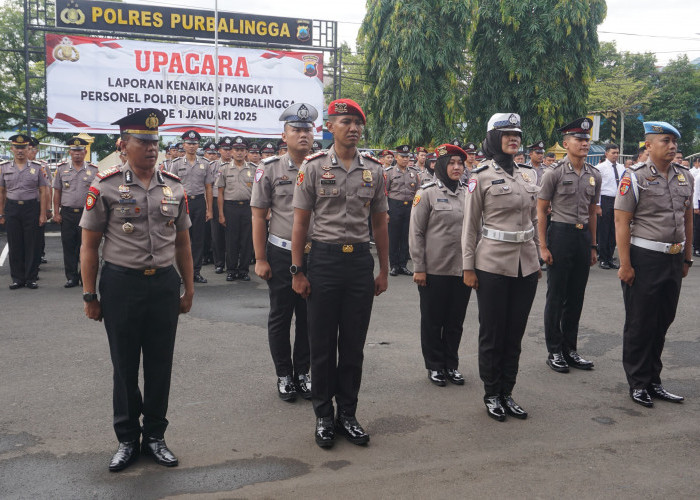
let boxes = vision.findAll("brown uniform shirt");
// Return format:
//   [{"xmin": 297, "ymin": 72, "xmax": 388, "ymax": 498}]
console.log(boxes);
[
  {"xmin": 462, "ymin": 160, "xmax": 541, "ymax": 277},
  {"xmin": 216, "ymin": 161, "xmax": 255, "ymax": 201},
  {"xmin": 168, "ymin": 156, "xmax": 213, "ymax": 196},
  {"xmin": 409, "ymin": 180, "xmax": 465, "ymax": 276},
  {"xmin": 386, "ymin": 165, "xmax": 420, "ymax": 201},
  {"xmin": 79, "ymin": 164, "xmax": 191, "ymax": 269},
  {"xmin": 614, "ymin": 161, "xmax": 693, "ymax": 243},
  {"xmin": 210, "ymin": 160, "xmax": 222, "ymax": 198},
  {"xmin": 293, "ymin": 145, "xmax": 388, "ymax": 244},
  {"xmin": 538, "ymin": 155, "xmax": 601, "ymax": 224},
  {"xmin": 53, "ymin": 161, "xmax": 99, "ymax": 208},
  {"xmin": 0, "ymin": 160, "xmax": 49, "ymax": 200}
]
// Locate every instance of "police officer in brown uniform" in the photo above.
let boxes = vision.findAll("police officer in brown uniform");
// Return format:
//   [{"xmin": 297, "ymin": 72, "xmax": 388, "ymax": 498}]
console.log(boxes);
[
  {"xmin": 168, "ymin": 130, "xmax": 213, "ymax": 283},
  {"xmin": 538, "ymin": 118, "xmax": 601, "ymax": 373},
  {"xmin": 251, "ymin": 103, "xmax": 318, "ymax": 401},
  {"xmin": 614, "ymin": 121, "xmax": 693, "ymax": 407},
  {"xmin": 0, "ymin": 134, "xmax": 49, "ymax": 289},
  {"xmin": 526, "ymin": 141, "xmax": 546, "ymax": 185},
  {"xmin": 462, "ymin": 113, "xmax": 541, "ymax": 421},
  {"xmin": 410, "ymin": 143, "xmax": 471, "ymax": 387},
  {"xmin": 386, "ymin": 144, "xmax": 420, "ymax": 276},
  {"xmin": 209, "ymin": 139, "xmax": 228, "ymax": 274},
  {"xmin": 52, "ymin": 137, "xmax": 99, "ymax": 288},
  {"xmin": 201, "ymin": 141, "xmax": 219, "ymax": 265},
  {"xmin": 460, "ymin": 142, "xmax": 477, "ymax": 184},
  {"xmin": 311, "ymin": 140, "xmax": 322, "ymax": 153},
  {"xmin": 261, "ymin": 142, "xmax": 276, "ymax": 160},
  {"xmin": 291, "ymin": 98, "xmax": 389, "ymax": 448},
  {"xmin": 26, "ymin": 137, "xmax": 52, "ymax": 266},
  {"xmin": 80, "ymin": 108, "xmax": 194, "ymax": 472},
  {"xmin": 247, "ymin": 142, "xmax": 262, "ymax": 165},
  {"xmin": 217, "ymin": 136, "xmax": 255, "ymax": 281},
  {"xmin": 277, "ymin": 139, "xmax": 288, "ymax": 156}
]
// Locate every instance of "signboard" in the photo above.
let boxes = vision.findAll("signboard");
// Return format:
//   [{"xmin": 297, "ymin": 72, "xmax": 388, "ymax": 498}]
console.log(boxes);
[
  {"xmin": 55, "ymin": 0, "xmax": 314, "ymax": 46},
  {"xmin": 46, "ymin": 34, "xmax": 324, "ymax": 137}
]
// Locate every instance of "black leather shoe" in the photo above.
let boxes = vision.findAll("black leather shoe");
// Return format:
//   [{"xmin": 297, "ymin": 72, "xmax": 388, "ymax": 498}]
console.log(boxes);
[
  {"xmin": 40, "ymin": 257, "xmax": 48, "ymax": 264},
  {"xmin": 296, "ymin": 373, "xmax": 312, "ymax": 400},
  {"xmin": 336, "ymin": 414, "xmax": 370, "ymax": 445},
  {"xmin": 428, "ymin": 369, "xmax": 446, "ymax": 387},
  {"xmin": 109, "ymin": 440, "xmax": 139, "ymax": 472},
  {"xmin": 630, "ymin": 388, "xmax": 653, "ymax": 407},
  {"xmin": 546, "ymin": 352, "xmax": 569, "ymax": 373},
  {"xmin": 26, "ymin": 281, "xmax": 38, "ymax": 289},
  {"xmin": 64, "ymin": 279, "xmax": 79, "ymax": 288},
  {"xmin": 141, "ymin": 437, "xmax": 178, "ymax": 467},
  {"xmin": 500, "ymin": 394, "xmax": 528, "ymax": 419},
  {"xmin": 277, "ymin": 375, "xmax": 297, "ymax": 402},
  {"xmin": 399, "ymin": 266, "xmax": 413, "ymax": 276},
  {"xmin": 226, "ymin": 272, "xmax": 237, "ymax": 281},
  {"xmin": 214, "ymin": 266, "xmax": 224, "ymax": 274},
  {"xmin": 193, "ymin": 274, "xmax": 208, "ymax": 283},
  {"xmin": 389, "ymin": 267, "xmax": 399, "ymax": 276},
  {"xmin": 315, "ymin": 416, "xmax": 335, "ymax": 448},
  {"xmin": 484, "ymin": 394, "xmax": 506, "ymax": 422},
  {"xmin": 647, "ymin": 383, "xmax": 684, "ymax": 403},
  {"xmin": 9, "ymin": 281, "xmax": 24, "ymax": 290},
  {"xmin": 607, "ymin": 261, "xmax": 620, "ymax": 269},
  {"xmin": 444, "ymin": 368, "xmax": 465, "ymax": 385},
  {"xmin": 599, "ymin": 261, "xmax": 611, "ymax": 270},
  {"xmin": 564, "ymin": 350, "xmax": 594, "ymax": 370},
  {"xmin": 238, "ymin": 272, "xmax": 251, "ymax": 282}
]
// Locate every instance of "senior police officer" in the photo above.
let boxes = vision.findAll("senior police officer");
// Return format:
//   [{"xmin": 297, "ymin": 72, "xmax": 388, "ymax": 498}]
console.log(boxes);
[
  {"xmin": 217, "ymin": 136, "xmax": 255, "ymax": 281},
  {"xmin": 0, "ymin": 134, "xmax": 49, "ymax": 289},
  {"xmin": 291, "ymin": 98, "xmax": 389, "ymax": 448},
  {"xmin": 80, "ymin": 108, "xmax": 194, "ymax": 471},
  {"xmin": 615, "ymin": 122, "xmax": 693, "ymax": 407},
  {"xmin": 168, "ymin": 130, "xmax": 213, "ymax": 283},
  {"xmin": 52, "ymin": 137, "xmax": 99, "ymax": 288},
  {"xmin": 251, "ymin": 103, "xmax": 318, "ymax": 401},
  {"xmin": 538, "ymin": 118, "xmax": 601, "ymax": 373},
  {"xmin": 386, "ymin": 144, "xmax": 420, "ymax": 276}
]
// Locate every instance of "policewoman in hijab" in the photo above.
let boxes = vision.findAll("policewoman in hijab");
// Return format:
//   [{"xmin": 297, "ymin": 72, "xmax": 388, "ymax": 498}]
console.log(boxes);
[
  {"xmin": 410, "ymin": 144, "xmax": 471, "ymax": 387},
  {"xmin": 461, "ymin": 113, "xmax": 541, "ymax": 422}
]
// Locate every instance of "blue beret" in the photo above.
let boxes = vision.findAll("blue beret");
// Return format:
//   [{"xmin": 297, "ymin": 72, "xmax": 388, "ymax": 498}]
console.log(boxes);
[{"xmin": 643, "ymin": 121, "xmax": 680, "ymax": 139}]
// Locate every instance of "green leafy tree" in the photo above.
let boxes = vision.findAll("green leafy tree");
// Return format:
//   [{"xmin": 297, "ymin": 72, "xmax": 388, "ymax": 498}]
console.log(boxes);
[
  {"xmin": 466, "ymin": 0, "xmax": 606, "ymax": 146},
  {"xmin": 359, "ymin": 0, "xmax": 472, "ymax": 147},
  {"xmin": 324, "ymin": 42, "xmax": 367, "ymax": 107}
]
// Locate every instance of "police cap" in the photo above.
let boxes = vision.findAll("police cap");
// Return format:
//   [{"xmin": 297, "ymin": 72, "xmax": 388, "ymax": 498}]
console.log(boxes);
[{"xmin": 112, "ymin": 108, "xmax": 165, "ymax": 141}]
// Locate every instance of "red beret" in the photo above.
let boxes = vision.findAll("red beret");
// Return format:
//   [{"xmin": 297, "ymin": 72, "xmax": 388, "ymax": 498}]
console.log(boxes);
[
  {"xmin": 379, "ymin": 149, "xmax": 394, "ymax": 157},
  {"xmin": 415, "ymin": 146, "xmax": 427, "ymax": 153},
  {"xmin": 328, "ymin": 98, "xmax": 366, "ymax": 124},
  {"xmin": 434, "ymin": 143, "xmax": 467, "ymax": 159}
]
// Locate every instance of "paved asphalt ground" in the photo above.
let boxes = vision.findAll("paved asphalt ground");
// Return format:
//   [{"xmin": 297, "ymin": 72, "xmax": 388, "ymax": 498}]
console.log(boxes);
[{"xmin": 1, "ymin": 230, "xmax": 699, "ymax": 499}]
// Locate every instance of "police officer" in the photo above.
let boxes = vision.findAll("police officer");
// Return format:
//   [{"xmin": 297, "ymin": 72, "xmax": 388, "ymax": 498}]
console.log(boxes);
[
  {"xmin": 277, "ymin": 139, "xmax": 288, "ymax": 156},
  {"xmin": 414, "ymin": 146, "xmax": 428, "ymax": 178},
  {"xmin": 217, "ymin": 136, "xmax": 255, "ymax": 281},
  {"xmin": 386, "ymin": 145, "xmax": 420, "ymax": 276},
  {"xmin": 168, "ymin": 130, "xmax": 214, "ymax": 283},
  {"xmin": 379, "ymin": 149, "xmax": 394, "ymax": 170},
  {"xmin": 26, "ymin": 137, "xmax": 52, "ymax": 266},
  {"xmin": 526, "ymin": 141, "xmax": 546, "ymax": 185},
  {"xmin": 460, "ymin": 142, "xmax": 477, "ymax": 184},
  {"xmin": 0, "ymin": 134, "xmax": 49, "ymax": 289},
  {"xmin": 311, "ymin": 140, "xmax": 322, "ymax": 153},
  {"xmin": 247, "ymin": 142, "xmax": 262, "ymax": 165},
  {"xmin": 208, "ymin": 140, "xmax": 226, "ymax": 274},
  {"xmin": 614, "ymin": 121, "xmax": 693, "ymax": 407},
  {"xmin": 201, "ymin": 141, "xmax": 219, "ymax": 265},
  {"xmin": 291, "ymin": 98, "xmax": 389, "ymax": 448},
  {"xmin": 462, "ymin": 113, "xmax": 541, "ymax": 421},
  {"xmin": 261, "ymin": 142, "xmax": 276, "ymax": 160},
  {"xmin": 409, "ymin": 144, "xmax": 471, "ymax": 387},
  {"xmin": 79, "ymin": 108, "xmax": 193, "ymax": 472},
  {"xmin": 52, "ymin": 137, "xmax": 99, "ymax": 287},
  {"xmin": 538, "ymin": 118, "xmax": 601, "ymax": 373},
  {"xmin": 251, "ymin": 103, "xmax": 318, "ymax": 401}
]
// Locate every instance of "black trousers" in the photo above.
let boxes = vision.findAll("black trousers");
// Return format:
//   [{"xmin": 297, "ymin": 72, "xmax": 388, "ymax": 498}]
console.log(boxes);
[
  {"xmin": 223, "ymin": 201, "xmax": 252, "ymax": 273},
  {"xmin": 597, "ymin": 195, "xmax": 616, "ymax": 262},
  {"xmin": 544, "ymin": 223, "xmax": 591, "ymax": 353},
  {"xmin": 307, "ymin": 243, "xmax": 375, "ymax": 418},
  {"xmin": 211, "ymin": 199, "xmax": 226, "ymax": 268},
  {"xmin": 188, "ymin": 196, "xmax": 206, "ymax": 275},
  {"xmin": 622, "ymin": 246, "xmax": 683, "ymax": 389},
  {"xmin": 266, "ymin": 243, "xmax": 310, "ymax": 377},
  {"xmin": 388, "ymin": 198, "xmax": 411, "ymax": 268},
  {"xmin": 475, "ymin": 269, "xmax": 538, "ymax": 395},
  {"xmin": 418, "ymin": 274, "xmax": 471, "ymax": 370},
  {"xmin": 100, "ymin": 264, "xmax": 181, "ymax": 442},
  {"xmin": 59, "ymin": 207, "xmax": 83, "ymax": 281},
  {"xmin": 693, "ymin": 211, "xmax": 700, "ymax": 253},
  {"xmin": 5, "ymin": 199, "xmax": 41, "ymax": 283}
]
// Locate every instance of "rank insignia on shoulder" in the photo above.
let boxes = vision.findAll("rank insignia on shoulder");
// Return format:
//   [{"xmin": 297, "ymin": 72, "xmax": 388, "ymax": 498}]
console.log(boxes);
[
  {"xmin": 517, "ymin": 163, "xmax": 533, "ymax": 169},
  {"xmin": 420, "ymin": 181, "xmax": 436, "ymax": 189},
  {"xmin": 472, "ymin": 165, "xmax": 489, "ymax": 174},
  {"xmin": 97, "ymin": 167, "xmax": 121, "ymax": 180},
  {"xmin": 361, "ymin": 151, "xmax": 382, "ymax": 164},
  {"xmin": 162, "ymin": 170, "xmax": 182, "ymax": 182},
  {"xmin": 630, "ymin": 163, "xmax": 645, "ymax": 171},
  {"xmin": 304, "ymin": 151, "xmax": 327, "ymax": 163},
  {"xmin": 262, "ymin": 156, "xmax": 280, "ymax": 164}
]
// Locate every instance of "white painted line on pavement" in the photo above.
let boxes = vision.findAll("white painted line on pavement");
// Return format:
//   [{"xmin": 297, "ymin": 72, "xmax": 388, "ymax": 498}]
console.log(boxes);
[{"xmin": 0, "ymin": 243, "xmax": 8, "ymax": 266}]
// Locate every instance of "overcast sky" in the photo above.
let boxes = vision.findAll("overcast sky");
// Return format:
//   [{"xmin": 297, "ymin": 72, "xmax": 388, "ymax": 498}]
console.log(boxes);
[{"xmin": 135, "ymin": 0, "xmax": 700, "ymax": 65}]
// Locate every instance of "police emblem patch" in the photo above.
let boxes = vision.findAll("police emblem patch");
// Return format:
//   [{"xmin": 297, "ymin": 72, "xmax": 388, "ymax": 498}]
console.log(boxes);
[
  {"xmin": 468, "ymin": 178, "xmax": 477, "ymax": 193},
  {"xmin": 413, "ymin": 194, "xmax": 421, "ymax": 207},
  {"xmin": 619, "ymin": 176, "xmax": 631, "ymax": 195},
  {"xmin": 296, "ymin": 171, "xmax": 304, "ymax": 186},
  {"xmin": 255, "ymin": 168, "xmax": 264, "ymax": 182}
]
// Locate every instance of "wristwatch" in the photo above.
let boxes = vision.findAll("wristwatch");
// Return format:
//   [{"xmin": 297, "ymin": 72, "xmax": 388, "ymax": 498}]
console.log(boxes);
[
  {"xmin": 82, "ymin": 292, "xmax": 98, "ymax": 302},
  {"xmin": 684, "ymin": 260, "xmax": 693, "ymax": 267},
  {"xmin": 289, "ymin": 264, "xmax": 301, "ymax": 276}
]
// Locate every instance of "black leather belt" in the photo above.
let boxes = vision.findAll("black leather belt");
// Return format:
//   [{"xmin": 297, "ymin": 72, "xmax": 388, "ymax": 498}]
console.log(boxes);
[
  {"xmin": 311, "ymin": 241, "xmax": 370, "ymax": 253},
  {"xmin": 61, "ymin": 206, "xmax": 83, "ymax": 213},
  {"xmin": 7, "ymin": 199, "xmax": 37, "ymax": 205},
  {"xmin": 103, "ymin": 262, "xmax": 173, "ymax": 276},
  {"xmin": 389, "ymin": 198, "xmax": 411, "ymax": 206},
  {"xmin": 188, "ymin": 194, "xmax": 204, "ymax": 200},
  {"xmin": 225, "ymin": 200, "xmax": 250, "ymax": 205},
  {"xmin": 551, "ymin": 221, "xmax": 588, "ymax": 231}
]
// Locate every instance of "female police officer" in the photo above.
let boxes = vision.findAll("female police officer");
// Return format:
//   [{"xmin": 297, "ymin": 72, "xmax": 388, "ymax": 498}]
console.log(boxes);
[
  {"xmin": 409, "ymin": 143, "xmax": 471, "ymax": 387},
  {"xmin": 462, "ymin": 113, "xmax": 541, "ymax": 421}
]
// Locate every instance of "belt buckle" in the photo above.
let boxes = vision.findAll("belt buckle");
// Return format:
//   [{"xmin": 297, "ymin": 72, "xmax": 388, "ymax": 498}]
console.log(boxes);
[
  {"xmin": 304, "ymin": 242, "xmax": 312, "ymax": 254},
  {"xmin": 18, "ymin": 200, "xmax": 24, "ymax": 205},
  {"xmin": 575, "ymin": 223, "xmax": 584, "ymax": 230},
  {"xmin": 668, "ymin": 243, "xmax": 682, "ymax": 255},
  {"xmin": 403, "ymin": 201, "xmax": 409, "ymax": 205},
  {"xmin": 342, "ymin": 244, "xmax": 354, "ymax": 253},
  {"xmin": 143, "ymin": 268, "xmax": 156, "ymax": 276},
  {"xmin": 73, "ymin": 208, "xmax": 80, "ymax": 213},
  {"xmin": 189, "ymin": 195, "xmax": 195, "ymax": 200}
]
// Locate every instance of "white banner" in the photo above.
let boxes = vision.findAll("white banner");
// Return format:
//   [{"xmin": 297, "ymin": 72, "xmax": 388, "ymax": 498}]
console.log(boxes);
[{"xmin": 46, "ymin": 34, "xmax": 324, "ymax": 138}]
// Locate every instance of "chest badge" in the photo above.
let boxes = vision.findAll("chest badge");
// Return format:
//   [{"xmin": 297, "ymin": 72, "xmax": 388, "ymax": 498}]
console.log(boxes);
[
  {"xmin": 122, "ymin": 222, "xmax": 135, "ymax": 234},
  {"xmin": 502, "ymin": 185, "xmax": 511, "ymax": 191},
  {"xmin": 362, "ymin": 170, "xmax": 373, "ymax": 183},
  {"xmin": 521, "ymin": 172, "xmax": 531, "ymax": 183},
  {"xmin": 30, "ymin": 168, "xmax": 36, "ymax": 175},
  {"xmin": 162, "ymin": 186, "xmax": 173, "ymax": 197},
  {"xmin": 247, "ymin": 170, "xmax": 252, "ymax": 177},
  {"xmin": 199, "ymin": 164, "xmax": 205, "ymax": 169},
  {"xmin": 321, "ymin": 165, "xmax": 332, "ymax": 171},
  {"xmin": 589, "ymin": 176, "xmax": 596, "ymax": 186},
  {"xmin": 410, "ymin": 172, "xmax": 415, "ymax": 178},
  {"xmin": 322, "ymin": 171, "xmax": 335, "ymax": 179},
  {"xmin": 678, "ymin": 173, "xmax": 686, "ymax": 183}
]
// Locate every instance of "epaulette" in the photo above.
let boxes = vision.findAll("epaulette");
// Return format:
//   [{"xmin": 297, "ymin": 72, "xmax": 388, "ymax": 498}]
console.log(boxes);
[
  {"xmin": 262, "ymin": 155, "xmax": 280, "ymax": 165},
  {"xmin": 57, "ymin": 161, "xmax": 67, "ymax": 166},
  {"xmin": 304, "ymin": 151, "xmax": 327, "ymax": 163},
  {"xmin": 361, "ymin": 151, "xmax": 382, "ymax": 164},
  {"xmin": 630, "ymin": 163, "xmax": 645, "ymax": 171},
  {"xmin": 550, "ymin": 160, "xmax": 565, "ymax": 170},
  {"xmin": 87, "ymin": 162, "xmax": 97, "ymax": 168},
  {"xmin": 162, "ymin": 170, "xmax": 182, "ymax": 182},
  {"xmin": 97, "ymin": 167, "xmax": 121, "ymax": 180},
  {"xmin": 383, "ymin": 165, "xmax": 393, "ymax": 172},
  {"xmin": 517, "ymin": 163, "xmax": 533, "ymax": 169},
  {"xmin": 420, "ymin": 180, "xmax": 436, "ymax": 189},
  {"xmin": 472, "ymin": 164, "xmax": 489, "ymax": 174},
  {"xmin": 408, "ymin": 164, "xmax": 419, "ymax": 170},
  {"xmin": 0, "ymin": 159, "xmax": 9, "ymax": 165},
  {"xmin": 673, "ymin": 161, "xmax": 689, "ymax": 170}
]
